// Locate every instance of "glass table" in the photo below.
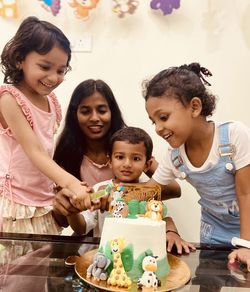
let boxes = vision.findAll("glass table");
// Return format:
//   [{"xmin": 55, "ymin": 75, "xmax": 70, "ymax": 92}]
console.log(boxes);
[{"xmin": 0, "ymin": 232, "xmax": 249, "ymax": 291}]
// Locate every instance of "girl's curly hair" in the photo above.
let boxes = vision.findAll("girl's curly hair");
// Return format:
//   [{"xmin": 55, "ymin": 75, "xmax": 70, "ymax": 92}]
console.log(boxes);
[{"xmin": 143, "ymin": 62, "xmax": 217, "ymax": 117}]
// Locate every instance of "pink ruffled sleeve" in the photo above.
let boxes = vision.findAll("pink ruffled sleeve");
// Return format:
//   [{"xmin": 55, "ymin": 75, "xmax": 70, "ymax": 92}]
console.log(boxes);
[
  {"xmin": 0, "ymin": 84, "xmax": 33, "ymax": 126},
  {"xmin": 48, "ymin": 92, "xmax": 62, "ymax": 130},
  {"xmin": 0, "ymin": 85, "xmax": 33, "ymax": 136}
]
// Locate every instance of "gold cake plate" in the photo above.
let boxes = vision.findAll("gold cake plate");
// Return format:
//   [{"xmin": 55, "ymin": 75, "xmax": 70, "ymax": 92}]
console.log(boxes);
[{"xmin": 65, "ymin": 249, "xmax": 191, "ymax": 292}]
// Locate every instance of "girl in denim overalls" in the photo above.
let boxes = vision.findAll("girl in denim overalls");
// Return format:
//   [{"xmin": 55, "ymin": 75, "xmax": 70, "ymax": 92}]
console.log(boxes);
[{"xmin": 143, "ymin": 62, "xmax": 250, "ymax": 264}]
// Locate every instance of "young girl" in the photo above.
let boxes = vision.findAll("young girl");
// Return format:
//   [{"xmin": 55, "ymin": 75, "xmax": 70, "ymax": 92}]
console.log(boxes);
[
  {"xmin": 0, "ymin": 16, "xmax": 91, "ymax": 234},
  {"xmin": 143, "ymin": 63, "xmax": 250, "ymax": 251}
]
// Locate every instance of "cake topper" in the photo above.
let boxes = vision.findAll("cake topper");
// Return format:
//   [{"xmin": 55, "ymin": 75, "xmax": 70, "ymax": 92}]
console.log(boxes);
[
  {"xmin": 144, "ymin": 199, "xmax": 164, "ymax": 221},
  {"xmin": 112, "ymin": 201, "xmax": 129, "ymax": 218},
  {"xmin": 86, "ymin": 252, "xmax": 111, "ymax": 281},
  {"xmin": 91, "ymin": 182, "xmax": 160, "ymax": 203},
  {"xmin": 109, "ymin": 182, "xmax": 125, "ymax": 211},
  {"xmin": 107, "ymin": 238, "xmax": 132, "ymax": 288},
  {"xmin": 90, "ymin": 182, "xmax": 164, "ymax": 218},
  {"xmin": 138, "ymin": 255, "xmax": 161, "ymax": 289}
]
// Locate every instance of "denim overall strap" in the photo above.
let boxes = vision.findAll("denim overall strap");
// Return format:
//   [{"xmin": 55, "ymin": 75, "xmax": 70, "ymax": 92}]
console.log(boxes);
[
  {"xmin": 171, "ymin": 148, "xmax": 188, "ymax": 179},
  {"xmin": 218, "ymin": 122, "xmax": 236, "ymax": 173}
]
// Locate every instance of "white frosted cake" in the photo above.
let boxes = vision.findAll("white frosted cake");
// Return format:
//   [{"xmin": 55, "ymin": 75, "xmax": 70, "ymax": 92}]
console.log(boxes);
[
  {"xmin": 98, "ymin": 216, "xmax": 170, "ymax": 284},
  {"xmin": 87, "ymin": 184, "xmax": 170, "ymax": 289},
  {"xmin": 100, "ymin": 217, "xmax": 167, "ymax": 260}
]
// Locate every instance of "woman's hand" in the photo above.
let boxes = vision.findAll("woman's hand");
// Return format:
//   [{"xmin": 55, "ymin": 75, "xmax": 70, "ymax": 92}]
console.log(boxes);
[
  {"xmin": 53, "ymin": 188, "xmax": 80, "ymax": 216},
  {"xmin": 67, "ymin": 180, "xmax": 93, "ymax": 210}
]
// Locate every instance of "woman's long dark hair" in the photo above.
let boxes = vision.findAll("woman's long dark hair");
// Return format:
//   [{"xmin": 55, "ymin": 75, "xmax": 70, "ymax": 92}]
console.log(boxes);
[{"xmin": 53, "ymin": 79, "xmax": 126, "ymax": 180}]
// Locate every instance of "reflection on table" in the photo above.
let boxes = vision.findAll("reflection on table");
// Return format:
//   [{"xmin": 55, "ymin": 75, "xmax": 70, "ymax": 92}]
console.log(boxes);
[{"xmin": 0, "ymin": 233, "xmax": 250, "ymax": 291}]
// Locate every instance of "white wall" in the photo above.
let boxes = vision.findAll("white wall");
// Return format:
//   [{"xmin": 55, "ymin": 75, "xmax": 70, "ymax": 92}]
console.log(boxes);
[{"xmin": 1, "ymin": 0, "xmax": 250, "ymax": 242}]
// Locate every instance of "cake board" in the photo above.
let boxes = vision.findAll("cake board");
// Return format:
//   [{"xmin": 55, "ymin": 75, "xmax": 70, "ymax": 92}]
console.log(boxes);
[{"xmin": 65, "ymin": 249, "xmax": 191, "ymax": 292}]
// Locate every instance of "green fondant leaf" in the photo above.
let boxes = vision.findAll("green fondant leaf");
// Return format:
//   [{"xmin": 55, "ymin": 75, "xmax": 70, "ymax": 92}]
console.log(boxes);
[
  {"xmin": 103, "ymin": 242, "xmax": 113, "ymax": 274},
  {"xmin": 162, "ymin": 203, "xmax": 168, "ymax": 218},
  {"xmin": 104, "ymin": 242, "xmax": 113, "ymax": 261},
  {"xmin": 106, "ymin": 261, "xmax": 113, "ymax": 275},
  {"xmin": 156, "ymin": 255, "xmax": 170, "ymax": 278},
  {"xmin": 121, "ymin": 244, "xmax": 134, "ymax": 272}
]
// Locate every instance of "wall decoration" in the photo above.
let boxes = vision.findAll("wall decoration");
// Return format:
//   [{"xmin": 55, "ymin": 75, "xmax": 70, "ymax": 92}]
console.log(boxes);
[
  {"xmin": 68, "ymin": 0, "xmax": 100, "ymax": 19},
  {"xmin": 150, "ymin": 0, "xmax": 180, "ymax": 15},
  {"xmin": 112, "ymin": 0, "xmax": 139, "ymax": 18},
  {"xmin": 39, "ymin": 0, "xmax": 61, "ymax": 16},
  {"xmin": 0, "ymin": 0, "xmax": 18, "ymax": 18}
]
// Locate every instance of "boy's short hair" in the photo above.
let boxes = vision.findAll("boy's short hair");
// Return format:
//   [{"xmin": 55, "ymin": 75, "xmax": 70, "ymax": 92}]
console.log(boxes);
[{"xmin": 108, "ymin": 127, "xmax": 153, "ymax": 161}]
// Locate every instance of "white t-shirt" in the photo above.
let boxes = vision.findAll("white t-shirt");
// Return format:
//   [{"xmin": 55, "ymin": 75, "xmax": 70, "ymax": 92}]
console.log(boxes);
[{"xmin": 153, "ymin": 121, "xmax": 250, "ymax": 185}]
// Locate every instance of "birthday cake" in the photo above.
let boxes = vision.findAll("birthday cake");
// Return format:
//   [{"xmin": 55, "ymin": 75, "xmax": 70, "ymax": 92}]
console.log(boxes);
[{"xmin": 87, "ymin": 183, "xmax": 170, "ymax": 290}]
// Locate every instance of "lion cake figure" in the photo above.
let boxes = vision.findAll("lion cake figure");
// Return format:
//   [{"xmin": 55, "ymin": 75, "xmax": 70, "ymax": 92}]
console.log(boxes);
[{"xmin": 144, "ymin": 199, "xmax": 164, "ymax": 221}]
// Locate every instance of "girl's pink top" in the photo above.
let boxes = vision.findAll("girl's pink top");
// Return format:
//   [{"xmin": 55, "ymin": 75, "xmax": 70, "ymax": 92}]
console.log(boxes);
[{"xmin": 0, "ymin": 84, "xmax": 62, "ymax": 206}]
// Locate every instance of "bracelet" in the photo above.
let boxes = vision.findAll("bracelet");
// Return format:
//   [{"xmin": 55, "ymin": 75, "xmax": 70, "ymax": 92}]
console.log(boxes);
[
  {"xmin": 231, "ymin": 237, "xmax": 250, "ymax": 249},
  {"xmin": 166, "ymin": 230, "xmax": 180, "ymax": 237}
]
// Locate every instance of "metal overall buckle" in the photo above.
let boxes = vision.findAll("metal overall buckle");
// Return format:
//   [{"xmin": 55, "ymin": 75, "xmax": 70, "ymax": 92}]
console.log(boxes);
[{"xmin": 218, "ymin": 143, "xmax": 236, "ymax": 158}]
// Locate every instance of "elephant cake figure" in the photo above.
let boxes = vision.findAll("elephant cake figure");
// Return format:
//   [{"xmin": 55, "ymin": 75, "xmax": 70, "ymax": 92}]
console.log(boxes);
[{"xmin": 86, "ymin": 252, "xmax": 111, "ymax": 281}]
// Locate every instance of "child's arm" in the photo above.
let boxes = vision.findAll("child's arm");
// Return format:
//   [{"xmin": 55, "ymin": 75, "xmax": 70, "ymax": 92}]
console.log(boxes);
[
  {"xmin": 0, "ymin": 93, "xmax": 91, "ymax": 210},
  {"xmin": 229, "ymin": 164, "xmax": 250, "ymax": 266},
  {"xmin": 144, "ymin": 158, "xmax": 181, "ymax": 199},
  {"xmin": 67, "ymin": 213, "xmax": 87, "ymax": 235},
  {"xmin": 235, "ymin": 164, "xmax": 250, "ymax": 241},
  {"xmin": 67, "ymin": 210, "xmax": 98, "ymax": 235},
  {"xmin": 52, "ymin": 188, "xmax": 83, "ymax": 227},
  {"xmin": 165, "ymin": 217, "xmax": 196, "ymax": 254},
  {"xmin": 146, "ymin": 178, "xmax": 181, "ymax": 199}
]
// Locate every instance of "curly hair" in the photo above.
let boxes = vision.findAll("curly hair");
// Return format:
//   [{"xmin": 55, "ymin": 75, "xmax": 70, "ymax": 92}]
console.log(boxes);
[
  {"xmin": 143, "ymin": 62, "xmax": 217, "ymax": 117},
  {"xmin": 1, "ymin": 16, "xmax": 71, "ymax": 84}
]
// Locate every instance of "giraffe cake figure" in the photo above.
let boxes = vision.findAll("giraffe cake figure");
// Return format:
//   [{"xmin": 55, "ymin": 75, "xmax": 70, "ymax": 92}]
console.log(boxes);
[
  {"xmin": 107, "ymin": 238, "xmax": 132, "ymax": 288},
  {"xmin": 85, "ymin": 183, "xmax": 171, "ymax": 290}
]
